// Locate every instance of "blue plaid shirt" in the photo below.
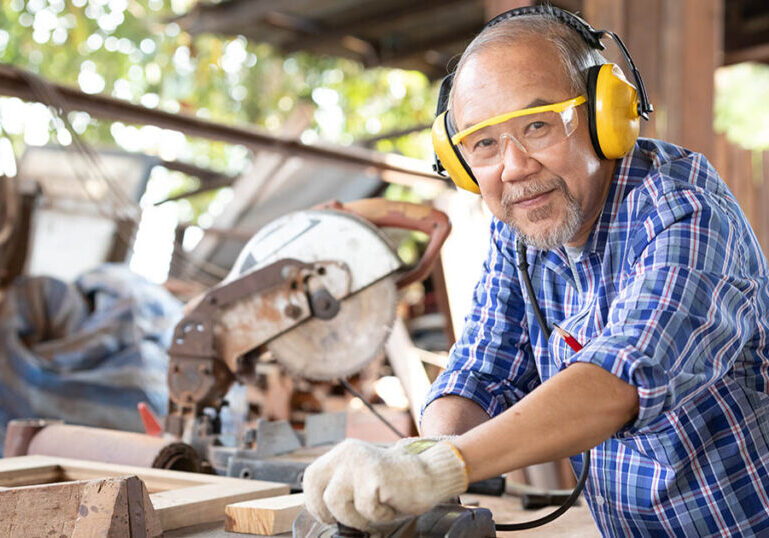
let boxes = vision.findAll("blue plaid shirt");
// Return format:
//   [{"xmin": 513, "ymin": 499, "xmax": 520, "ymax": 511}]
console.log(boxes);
[{"xmin": 425, "ymin": 138, "xmax": 769, "ymax": 536}]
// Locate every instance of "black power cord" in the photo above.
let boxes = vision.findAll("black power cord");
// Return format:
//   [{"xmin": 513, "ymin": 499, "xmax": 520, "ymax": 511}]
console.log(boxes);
[
  {"xmin": 492, "ymin": 241, "xmax": 591, "ymax": 531},
  {"xmin": 336, "ymin": 240, "xmax": 591, "ymax": 532}
]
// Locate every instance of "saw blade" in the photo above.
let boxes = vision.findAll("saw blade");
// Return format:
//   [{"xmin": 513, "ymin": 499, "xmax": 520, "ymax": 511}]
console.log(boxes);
[{"xmin": 267, "ymin": 275, "xmax": 397, "ymax": 381}]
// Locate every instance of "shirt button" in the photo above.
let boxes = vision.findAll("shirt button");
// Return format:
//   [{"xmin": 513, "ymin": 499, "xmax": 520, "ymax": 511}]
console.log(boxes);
[{"xmin": 595, "ymin": 495, "xmax": 606, "ymax": 506}]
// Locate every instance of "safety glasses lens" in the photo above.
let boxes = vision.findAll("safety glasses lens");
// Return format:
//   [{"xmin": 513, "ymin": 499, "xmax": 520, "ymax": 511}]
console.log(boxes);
[{"xmin": 458, "ymin": 107, "xmax": 579, "ymax": 167}]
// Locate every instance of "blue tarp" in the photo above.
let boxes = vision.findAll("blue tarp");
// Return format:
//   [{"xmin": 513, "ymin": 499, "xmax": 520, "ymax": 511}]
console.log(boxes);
[{"xmin": 0, "ymin": 263, "xmax": 182, "ymax": 454}]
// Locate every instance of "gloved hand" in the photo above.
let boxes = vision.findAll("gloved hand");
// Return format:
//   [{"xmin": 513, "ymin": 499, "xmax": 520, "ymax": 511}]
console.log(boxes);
[{"xmin": 302, "ymin": 437, "xmax": 468, "ymax": 531}]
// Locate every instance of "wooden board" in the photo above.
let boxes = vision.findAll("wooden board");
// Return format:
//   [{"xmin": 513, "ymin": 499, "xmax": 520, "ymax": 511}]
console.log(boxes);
[
  {"xmin": 224, "ymin": 493, "xmax": 305, "ymax": 535},
  {"xmin": 0, "ymin": 474, "xmax": 162, "ymax": 537},
  {"xmin": 0, "ymin": 455, "xmax": 290, "ymax": 532}
]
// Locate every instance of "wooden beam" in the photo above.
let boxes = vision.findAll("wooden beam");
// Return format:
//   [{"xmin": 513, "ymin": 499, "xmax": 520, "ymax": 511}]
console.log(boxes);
[
  {"xmin": 680, "ymin": 0, "xmax": 722, "ymax": 158},
  {"xmin": 379, "ymin": 21, "xmax": 482, "ymax": 65},
  {"xmin": 724, "ymin": 41, "xmax": 769, "ymax": 65},
  {"xmin": 171, "ymin": 0, "xmax": 303, "ymax": 35},
  {"xmin": 282, "ymin": 0, "xmax": 471, "ymax": 54},
  {"xmin": 624, "ymin": 0, "xmax": 663, "ymax": 140},
  {"xmin": 224, "ymin": 493, "xmax": 305, "ymax": 535},
  {"xmin": 385, "ymin": 318, "xmax": 432, "ymax": 426}
]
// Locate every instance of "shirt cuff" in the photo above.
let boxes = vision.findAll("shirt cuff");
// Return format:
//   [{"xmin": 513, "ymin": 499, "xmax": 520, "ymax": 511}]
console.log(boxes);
[{"xmin": 421, "ymin": 368, "xmax": 520, "ymax": 424}]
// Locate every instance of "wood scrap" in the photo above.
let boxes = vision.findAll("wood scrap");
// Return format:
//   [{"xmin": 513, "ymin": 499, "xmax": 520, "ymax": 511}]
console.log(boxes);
[
  {"xmin": 225, "ymin": 493, "xmax": 305, "ymax": 535},
  {"xmin": 0, "ymin": 475, "xmax": 161, "ymax": 538}
]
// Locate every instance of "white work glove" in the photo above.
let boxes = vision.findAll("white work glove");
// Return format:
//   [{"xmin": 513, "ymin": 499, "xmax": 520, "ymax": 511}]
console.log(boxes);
[{"xmin": 302, "ymin": 437, "xmax": 468, "ymax": 531}]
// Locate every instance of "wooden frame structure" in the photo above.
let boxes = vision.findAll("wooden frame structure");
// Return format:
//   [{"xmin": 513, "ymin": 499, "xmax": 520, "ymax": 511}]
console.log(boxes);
[{"xmin": 0, "ymin": 455, "xmax": 289, "ymax": 532}]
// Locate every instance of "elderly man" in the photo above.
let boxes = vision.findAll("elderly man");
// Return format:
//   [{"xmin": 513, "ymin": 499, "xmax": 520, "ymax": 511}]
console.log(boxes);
[{"xmin": 304, "ymin": 7, "xmax": 769, "ymax": 536}]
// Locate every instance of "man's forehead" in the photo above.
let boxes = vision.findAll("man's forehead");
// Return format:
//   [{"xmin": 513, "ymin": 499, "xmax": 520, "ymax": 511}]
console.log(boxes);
[{"xmin": 451, "ymin": 41, "xmax": 572, "ymax": 128}]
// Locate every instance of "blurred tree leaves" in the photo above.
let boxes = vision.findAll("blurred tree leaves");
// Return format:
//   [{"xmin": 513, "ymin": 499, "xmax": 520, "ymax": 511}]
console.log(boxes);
[{"xmin": 0, "ymin": 0, "xmax": 439, "ymax": 224}]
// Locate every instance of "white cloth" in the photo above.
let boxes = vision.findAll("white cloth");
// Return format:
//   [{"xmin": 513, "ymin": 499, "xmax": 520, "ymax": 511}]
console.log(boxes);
[{"xmin": 303, "ymin": 438, "xmax": 468, "ymax": 531}]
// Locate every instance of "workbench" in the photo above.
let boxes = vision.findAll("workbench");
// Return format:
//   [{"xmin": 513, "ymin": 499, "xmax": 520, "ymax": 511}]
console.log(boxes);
[{"xmin": 165, "ymin": 493, "xmax": 600, "ymax": 537}]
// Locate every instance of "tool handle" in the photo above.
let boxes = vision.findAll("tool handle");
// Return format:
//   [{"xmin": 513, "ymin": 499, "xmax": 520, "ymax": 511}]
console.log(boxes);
[
  {"xmin": 521, "ymin": 492, "xmax": 575, "ymax": 510},
  {"xmin": 466, "ymin": 475, "xmax": 506, "ymax": 496},
  {"xmin": 326, "ymin": 198, "xmax": 451, "ymax": 288},
  {"xmin": 335, "ymin": 522, "xmax": 369, "ymax": 537}
]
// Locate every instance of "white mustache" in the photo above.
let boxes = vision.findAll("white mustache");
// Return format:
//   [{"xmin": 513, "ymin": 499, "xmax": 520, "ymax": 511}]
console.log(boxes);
[{"xmin": 503, "ymin": 179, "xmax": 565, "ymax": 205}]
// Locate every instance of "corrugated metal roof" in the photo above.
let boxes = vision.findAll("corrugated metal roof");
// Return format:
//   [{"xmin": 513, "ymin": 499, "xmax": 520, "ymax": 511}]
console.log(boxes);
[{"xmin": 174, "ymin": 0, "xmax": 769, "ymax": 75}]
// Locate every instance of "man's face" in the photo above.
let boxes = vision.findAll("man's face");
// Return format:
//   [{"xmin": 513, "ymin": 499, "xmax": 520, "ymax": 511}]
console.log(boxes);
[{"xmin": 452, "ymin": 38, "xmax": 614, "ymax": 249}]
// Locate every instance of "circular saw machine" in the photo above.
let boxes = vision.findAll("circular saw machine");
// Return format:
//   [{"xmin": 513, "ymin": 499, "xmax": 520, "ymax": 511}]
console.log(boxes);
[{"xmin": 164, "ymin": 199, "xmax": 450, "ymax": 437}]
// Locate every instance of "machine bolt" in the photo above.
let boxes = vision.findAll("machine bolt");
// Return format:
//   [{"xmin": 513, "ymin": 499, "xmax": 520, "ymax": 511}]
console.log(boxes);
[
  {"xmin": 284, "ymin": 304, "xmax": 302, "ymax": 319},
  {"xmin": 239, "ymin": 468, "xmax": 252, "ymax": 479}
]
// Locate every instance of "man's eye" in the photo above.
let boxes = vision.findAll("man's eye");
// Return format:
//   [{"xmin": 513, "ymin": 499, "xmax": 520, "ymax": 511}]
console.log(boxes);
[
  {"xmin": 524, "ymin": 121, "xmax": 550, "ymax": 136},
  {"xmin": 473, "ymin": 138, "xmax": 496, "ymax": 151}
]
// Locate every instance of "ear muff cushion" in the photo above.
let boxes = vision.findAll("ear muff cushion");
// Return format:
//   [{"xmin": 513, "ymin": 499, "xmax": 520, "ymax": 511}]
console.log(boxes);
[
  {"xmin": 431, "ymin": 112, "xmax": 481, "ymax": 194},
  {"xmin": 587, "ymin": 64, "xmax": 640, "ymax": 160}
]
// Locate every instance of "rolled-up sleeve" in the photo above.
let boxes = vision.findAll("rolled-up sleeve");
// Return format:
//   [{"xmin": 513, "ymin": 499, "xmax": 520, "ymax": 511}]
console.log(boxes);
[
  {"xmin": 422, "ymin": 220, "xmax": 541, "ymax": 421},
  {"xmin": 562, "ymin": 190, "xmax": 758, "ymax": 430}
]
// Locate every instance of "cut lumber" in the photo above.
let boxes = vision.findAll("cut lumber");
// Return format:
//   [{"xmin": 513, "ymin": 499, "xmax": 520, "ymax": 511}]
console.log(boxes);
[
  {"xmin": 0, "ymin": 475, "xmax": 161, "ymax": 537},
  {"xmin": 225, "ymin": 493, "xmax": 305, "ymax": 535}
]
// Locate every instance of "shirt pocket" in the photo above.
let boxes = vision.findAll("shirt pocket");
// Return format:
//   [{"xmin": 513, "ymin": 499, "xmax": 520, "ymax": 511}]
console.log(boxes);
[{"xmin": 547, "ymin": 306, "xmax": 593, "ymax": 370}]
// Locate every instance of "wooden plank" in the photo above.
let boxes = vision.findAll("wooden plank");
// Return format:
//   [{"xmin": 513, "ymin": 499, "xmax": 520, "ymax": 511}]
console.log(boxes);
[
  {"xmin": 625, "ymin": 0, "xmax": 662, "ymax": 140},
  {"xmin": 385, "ymin": 318, "xmax": 432, "ymax": 425},
  {"xmin": 0, "ymin": 456, "xmax": 62, "ymax": 487},
  {"xmin": 224, "ymin": 493, "xmax": 305, "ymax": 535},
  {"xmin": 680, "ymin": 0, "xmax": 721, "ymax": 157},
  {"xmin": 0, "ymin": 456, "xmax": 290, "ymax": 531},
  {"xmin": 660, "ymin": 0, "xmax": 684, "ymax": 144},
  {"xmin": 151, "ymin": 482, "xmax": 288, "ymax": 531}
]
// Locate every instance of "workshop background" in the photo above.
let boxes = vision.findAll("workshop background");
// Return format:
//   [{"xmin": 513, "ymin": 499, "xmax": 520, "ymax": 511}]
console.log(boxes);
[{"xmin": 0, "ymin": 0, "xmax": 768, "ymax": 518}]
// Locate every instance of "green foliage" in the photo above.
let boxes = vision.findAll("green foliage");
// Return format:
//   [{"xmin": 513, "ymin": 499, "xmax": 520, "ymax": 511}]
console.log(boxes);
[
  {"xmin": 714, "ymin": 63, "xmax": 769, "ymax": 151},
  {"xmin": 0, "ymin": 0, "xmax": 438, "ymax": 224}
]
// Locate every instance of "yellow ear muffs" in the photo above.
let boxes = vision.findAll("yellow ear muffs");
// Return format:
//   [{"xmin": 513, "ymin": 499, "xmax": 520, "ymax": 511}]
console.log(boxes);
[
  {"xmin": 587, "ymin": 63, "xmax": 641, "ymax": 160},
  {"xmin": 431, "ymin": 111, "xmax": 481, "ymax": 194}
]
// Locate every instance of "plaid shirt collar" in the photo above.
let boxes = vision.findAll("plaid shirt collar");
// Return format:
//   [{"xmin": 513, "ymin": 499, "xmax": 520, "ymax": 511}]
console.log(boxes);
[{"xmin": 531, "ymin": 141, "xmax": 652, "ymax": 268}]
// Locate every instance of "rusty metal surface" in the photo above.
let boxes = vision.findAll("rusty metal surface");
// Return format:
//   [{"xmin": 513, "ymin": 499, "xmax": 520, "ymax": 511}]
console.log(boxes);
[
  {"xmin": 166, "ymin": 258, "xmax": 353, "ymax": 431},
  {"xmin": 267, "ymin": 276, "xmax": 398, "ymax": 380}
]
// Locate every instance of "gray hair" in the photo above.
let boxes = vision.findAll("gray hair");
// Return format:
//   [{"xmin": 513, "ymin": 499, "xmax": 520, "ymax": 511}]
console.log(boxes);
[{"xmin": 448, "ymin": 13, "xmax": 607, "ymax": 113}]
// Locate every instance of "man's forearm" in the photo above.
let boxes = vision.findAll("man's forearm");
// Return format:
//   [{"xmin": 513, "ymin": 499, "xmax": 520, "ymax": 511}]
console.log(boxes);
[
  {"xmin": 420, "ymin": 395, "xmax": 491, "ymax": 436},
  {"xmin": 453, "ymin": 363, "xmax": 639, "ymax": 483}
]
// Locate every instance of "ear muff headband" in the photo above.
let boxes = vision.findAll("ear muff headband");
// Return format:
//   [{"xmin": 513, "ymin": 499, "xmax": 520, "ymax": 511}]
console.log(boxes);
[{"xmin": 431, "ymin": 4, "xmax": 653, "ymax": 194}]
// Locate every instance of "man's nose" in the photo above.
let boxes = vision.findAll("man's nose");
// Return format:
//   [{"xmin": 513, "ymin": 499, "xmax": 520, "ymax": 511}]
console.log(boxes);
[{"xmin": 499, "ymin": 135, "xmax": 541, "ymax": 182}]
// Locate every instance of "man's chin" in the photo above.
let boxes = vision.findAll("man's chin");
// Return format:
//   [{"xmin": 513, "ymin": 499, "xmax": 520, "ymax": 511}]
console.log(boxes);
[{"xmin": 505, "ymin": 217, "xmax": 573, "ymax": 251}]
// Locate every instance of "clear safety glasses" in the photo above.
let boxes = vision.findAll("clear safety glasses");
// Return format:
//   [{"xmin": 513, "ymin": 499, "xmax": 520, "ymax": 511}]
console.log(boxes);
[{"xmin": 451, "ymin": 95, "xmax": 587, "ymax": 168}]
